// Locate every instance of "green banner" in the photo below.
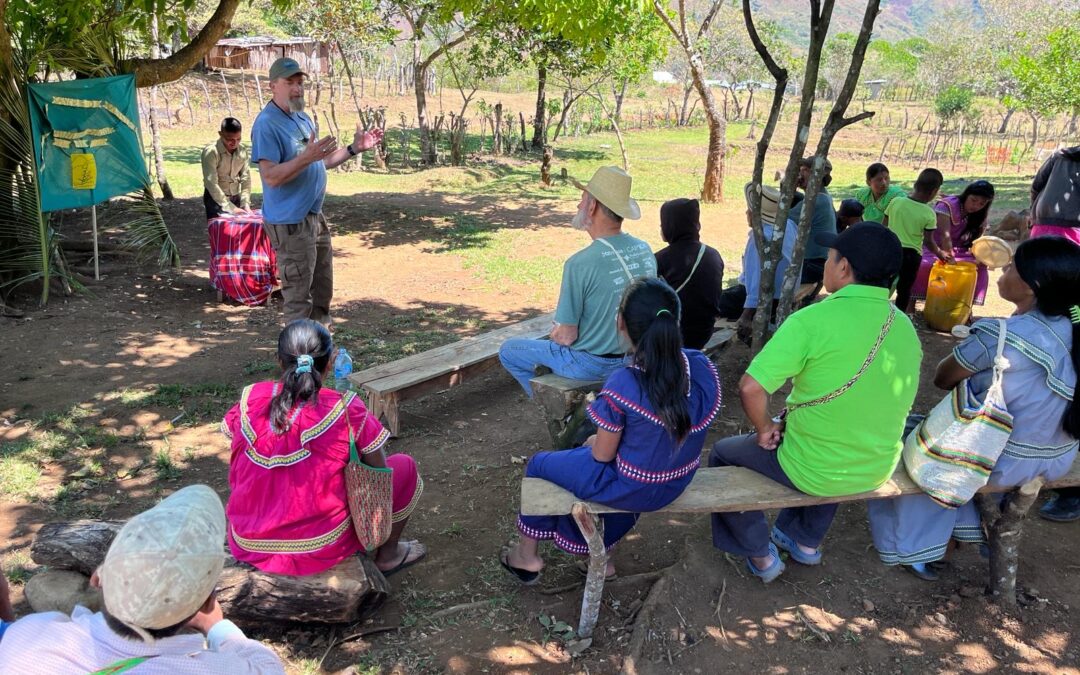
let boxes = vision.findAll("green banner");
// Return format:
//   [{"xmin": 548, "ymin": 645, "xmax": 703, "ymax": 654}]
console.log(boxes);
[{"xmin": 28, "ymin": 74, "xmax": 149, "ymax": 212}]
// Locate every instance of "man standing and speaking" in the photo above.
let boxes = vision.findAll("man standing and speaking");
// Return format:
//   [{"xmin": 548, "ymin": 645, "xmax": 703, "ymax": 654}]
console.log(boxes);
[{"xmin": 252, "ymin": 57, "xmax": 383, "ymax": 326}]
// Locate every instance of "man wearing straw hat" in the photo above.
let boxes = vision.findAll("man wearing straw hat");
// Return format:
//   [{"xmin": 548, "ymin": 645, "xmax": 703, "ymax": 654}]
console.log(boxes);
[
  {"xmin": 0, "ymin": 485, "xmax": 285, "ymax": 673},
  {"xmin": 499, "ymin": 166, "xmax": 656, "ymax": 396}
]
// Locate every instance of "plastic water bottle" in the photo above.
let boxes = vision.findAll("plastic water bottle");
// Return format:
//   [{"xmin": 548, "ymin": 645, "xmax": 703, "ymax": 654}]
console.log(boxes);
[{"xmin": 333, "ymin": 348, "xmax": 353, "ymax": 392}]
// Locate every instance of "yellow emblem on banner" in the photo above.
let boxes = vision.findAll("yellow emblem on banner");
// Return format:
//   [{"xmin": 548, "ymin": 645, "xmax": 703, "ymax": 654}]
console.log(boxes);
[{"xmin": 71, "ymin": 153, "xmax": 97, "ymax": 189}]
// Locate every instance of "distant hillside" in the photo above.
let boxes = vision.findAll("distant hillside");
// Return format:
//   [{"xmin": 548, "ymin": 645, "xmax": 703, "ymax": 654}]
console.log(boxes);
[{"xmin": 749, "ymin": 0, "xmax": 982, "ymax": 45}]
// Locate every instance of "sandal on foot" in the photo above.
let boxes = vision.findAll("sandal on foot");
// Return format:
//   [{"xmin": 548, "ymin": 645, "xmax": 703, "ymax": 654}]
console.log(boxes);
[
  {"xmin": 574, "ymin": 559, "xmax": 617, "ymax": 581},
  {"xmin": 380, "ymin": 540, "xmax": 427, "ymax": 577},
  {"xmin": 904, "ymin": 562, "xmax": 939, "ymax": 582},
  {"xmin": 746, "ymin": 543, "xmax": 786, "ymax": 584},
  {"xmin": 500, "ymin": 548, "xmax": 541, "ymax": 586},
  {"xmin": 770, "ymin": 526, "xmax": 822, "ymax": 566}
]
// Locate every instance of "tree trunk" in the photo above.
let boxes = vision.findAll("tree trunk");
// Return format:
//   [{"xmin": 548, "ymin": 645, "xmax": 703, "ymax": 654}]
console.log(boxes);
[
  {"xmin": 413, "ymin": 41, "xmax": 436, "ymax": 165},
  {"xmin": 531, "ymin": 63, "xmax": 547, "ymax": 149},
  {"xmin": 30, "ymin": 520, "xmax": 391, "ymax": 624},
  {"xmin": 772, "ymin": 0, "xmax": 879, "ymax": 328},
  {"xmin": 541, "ymin": 145, "xmax": 553, "ymax": 185},
  {"xmin": 679, "ymin": 81, "xmax": 694, "ymax": 125},
  {"xmin": 493, "ymin": 102, "xmax": 503, "ymax": 155},
  {"xmin": 652, "ymin": 0, "xmax": 726, "ymax": 203},
  {"xmin": 997, "ymin": 107, "xmax": 1015, "ymax": 135},
  {"xmin": 148, "ymin": 16, "xmax": 174, "ymax": 200},
  {"xmin": 975, "ymin": 478, "xmax": 1045, "ymax": 607},
  {"xmin": 612, "ymin": 78, "xmax": 628, "ymax": 127}
]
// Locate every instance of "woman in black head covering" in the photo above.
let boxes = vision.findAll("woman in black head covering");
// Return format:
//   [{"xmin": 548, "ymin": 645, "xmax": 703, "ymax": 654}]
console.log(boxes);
[{"xmin": 654, "ymin": 198, "xmax": 726, "ymax": 350}]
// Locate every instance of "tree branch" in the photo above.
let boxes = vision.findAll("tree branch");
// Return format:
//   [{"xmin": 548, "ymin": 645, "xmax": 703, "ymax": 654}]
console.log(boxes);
[
  {"xmin": 678, "ymin": 0, "xmax": 688, "ymax": 42},
  {"xmin": 653, "ymin": 0, "xmax": 689, "ymax": 49},
  {"xmin": 697, "ymin": 0, "xmax": 726, "ymax": 40},
  {"xmin": 121, "ymin": 0, "xmax": 241, "ymax": 87},
  {"xmin": 419, "ymin": 28, "xmax": 474, "ymax": 71}
]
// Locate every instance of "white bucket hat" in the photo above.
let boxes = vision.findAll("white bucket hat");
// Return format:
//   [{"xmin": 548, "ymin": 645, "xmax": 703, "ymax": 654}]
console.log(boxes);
[
  {"xmin": 98, "ymin": 484, "xmax": 226, "ymax": 636},
  {"xmin": 572, "ymin": 166, "xmax": 641, "ymax": 220}
]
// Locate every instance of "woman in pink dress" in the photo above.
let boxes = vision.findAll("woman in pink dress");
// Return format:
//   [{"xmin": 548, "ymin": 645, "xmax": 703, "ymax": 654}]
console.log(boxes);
[
  {"xmin": 222, "ymin": 320, "xmax": 425, "ymax": 577},
  {"xmin": 911, "ymin": 180, "xmax": 995, "ymax": 306}
]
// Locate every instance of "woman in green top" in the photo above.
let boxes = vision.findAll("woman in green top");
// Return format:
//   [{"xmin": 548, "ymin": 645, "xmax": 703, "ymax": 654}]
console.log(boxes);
[{"xmin": 855, "ymin": 163, "xmax": 906, "ymax": 223}]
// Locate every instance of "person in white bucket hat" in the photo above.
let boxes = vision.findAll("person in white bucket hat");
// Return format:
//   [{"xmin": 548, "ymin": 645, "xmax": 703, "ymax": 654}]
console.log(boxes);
[
  {"xmin": 0, "ymin": 485, "xmax": 284, "ymax": 674},
  {"xmin": 499, "ymin": 166, "xmax": 656, "ymax": 396}
]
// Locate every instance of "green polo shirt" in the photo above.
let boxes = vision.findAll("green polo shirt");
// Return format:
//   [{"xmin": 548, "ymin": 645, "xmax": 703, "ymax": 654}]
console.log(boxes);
[
  {"xmin": 746, "ymin": 284, "xmax": 922, "ymax": 496},
  {"xmin": 884, "ymin": 196, "xmax": 936, "ymax": 251}
]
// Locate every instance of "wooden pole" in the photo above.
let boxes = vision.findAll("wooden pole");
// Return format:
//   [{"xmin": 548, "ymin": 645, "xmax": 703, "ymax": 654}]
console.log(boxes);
[
  {"xmin": 571, "ymin": 502, "xmax": 606, "ymax": 639},
  {"xmin": 91, "ymin": 205, "xmax": 99, "ymax": 280}
]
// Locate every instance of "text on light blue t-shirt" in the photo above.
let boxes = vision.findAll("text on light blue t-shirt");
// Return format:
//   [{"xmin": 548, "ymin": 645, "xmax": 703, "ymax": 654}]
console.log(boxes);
[{"xmin": 250, "ymin": 103, "xmax": 326, "ymax": 224}]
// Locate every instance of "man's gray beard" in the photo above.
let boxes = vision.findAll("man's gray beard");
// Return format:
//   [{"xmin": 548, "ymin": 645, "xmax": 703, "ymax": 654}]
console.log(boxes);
[
  {"xmin": 571, "ymin": 208, "xmax": 590, "ymax": 231},
  {"xmin": 288, "ymin": 97, "xmax": 305, "ymax": 113}
]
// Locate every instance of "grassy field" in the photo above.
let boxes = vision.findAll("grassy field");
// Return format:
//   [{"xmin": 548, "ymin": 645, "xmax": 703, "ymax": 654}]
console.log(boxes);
[{"xmin": 150, "ymin": 94, "xmax": 1038, "ymax": 294}]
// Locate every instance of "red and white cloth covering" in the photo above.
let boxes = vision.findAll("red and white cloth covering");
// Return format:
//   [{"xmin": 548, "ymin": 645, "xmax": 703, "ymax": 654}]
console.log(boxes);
[{"xmin": 207, "ymin": 210, "xmax": 278, "ymax": 306}]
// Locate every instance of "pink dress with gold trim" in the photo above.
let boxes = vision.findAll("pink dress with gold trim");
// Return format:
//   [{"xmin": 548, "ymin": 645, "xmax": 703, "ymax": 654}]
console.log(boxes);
[{"xmin": 222, "ymin": 382, "xmax": 422, "ymax": 576}]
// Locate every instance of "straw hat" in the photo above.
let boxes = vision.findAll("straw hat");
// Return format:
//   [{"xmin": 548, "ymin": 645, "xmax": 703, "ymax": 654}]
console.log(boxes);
[
  {"xmin": 572, "ymin": 166, "xmax": 641, "ymax": 220},
  {"xmin": 744, "ymin": 182, "xmax": 781, "ymax": 226}
]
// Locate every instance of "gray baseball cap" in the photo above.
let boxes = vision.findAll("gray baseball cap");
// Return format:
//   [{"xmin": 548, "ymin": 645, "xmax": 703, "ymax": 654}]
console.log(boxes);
[{"xmin": 269, "ymin": 57, "xmax": 307, "ymax": 80}]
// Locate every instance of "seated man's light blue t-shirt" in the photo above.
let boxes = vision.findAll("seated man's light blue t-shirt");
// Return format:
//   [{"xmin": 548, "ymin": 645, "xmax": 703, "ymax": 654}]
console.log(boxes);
[
  {"xmin": 250, "ymin": 103, "xmax": 326, "ymax": 225},
  {"xmin": 554, "ymin": 233, "xmax": 656, "ymax": 355},
  {"xmin": 740, "ymin": 219, "xmax": 799, "ymax": 309}
]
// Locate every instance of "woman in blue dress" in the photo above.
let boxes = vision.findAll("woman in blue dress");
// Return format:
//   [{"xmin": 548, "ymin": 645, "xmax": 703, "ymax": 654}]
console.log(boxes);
[
  {"xmin": 868, "ymin": 236, "xmax": 1079, "ymax": 580},
  {"xmin": 501, "ymin": 277, "xmax": 722, "ymax": 582}
]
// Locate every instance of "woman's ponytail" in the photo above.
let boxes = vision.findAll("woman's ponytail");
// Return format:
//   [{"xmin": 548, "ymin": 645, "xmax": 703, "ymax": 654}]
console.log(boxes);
[
  {"xmin": 269, "ymin": 320, "xmax": 333, "ymax": 433},
  {"xmin": 621, "ymin": 278, "xmax": 690, "ymax": 442}
]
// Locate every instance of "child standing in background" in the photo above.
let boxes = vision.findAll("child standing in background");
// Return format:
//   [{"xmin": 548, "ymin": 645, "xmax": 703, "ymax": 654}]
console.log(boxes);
[{"xmin": 883, "ymin": 168, "xmax": 946, "ymax": 313}]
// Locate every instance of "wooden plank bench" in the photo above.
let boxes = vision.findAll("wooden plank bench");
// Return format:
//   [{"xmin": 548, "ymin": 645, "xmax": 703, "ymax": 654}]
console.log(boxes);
[
  {"xmin": 530, "ymin": 327, "xmax": 735, "ymax": 449},
  {"xmin": 519, "ymin": 462, "xmax": 1080, "ymax": 638},
  {"xmin": 348, "ymin": 312, "xmax": 554, "ymax": 435}
]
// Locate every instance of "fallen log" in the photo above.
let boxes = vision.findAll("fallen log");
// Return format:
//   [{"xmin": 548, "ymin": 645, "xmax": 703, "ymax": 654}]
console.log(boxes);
[
  {"xmin": 30, "ymin": 520, "xmax": 390, "ymax": 623},
  {"xmin": 59, "ymin": 241, "xmax": 130, "ymax": 254}
]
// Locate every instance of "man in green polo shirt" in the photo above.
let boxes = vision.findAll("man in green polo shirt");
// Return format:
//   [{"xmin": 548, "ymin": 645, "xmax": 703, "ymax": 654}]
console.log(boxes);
[{"xmin": 710, "ymin": 223, "xmax": 922, "ymax": 583}]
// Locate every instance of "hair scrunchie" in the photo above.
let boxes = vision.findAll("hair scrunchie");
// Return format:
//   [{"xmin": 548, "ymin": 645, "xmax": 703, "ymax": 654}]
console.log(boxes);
[
  {"xmin": 295, "ymin": 354, "xmax": 314, "ymax": 374},
  {"xmin": 656, "ymin": 308, "xmax": 673, "ymax": 318}
]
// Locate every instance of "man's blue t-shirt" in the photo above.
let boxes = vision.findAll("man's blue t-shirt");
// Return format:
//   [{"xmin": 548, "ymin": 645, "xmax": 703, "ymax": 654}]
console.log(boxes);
[{"xmin": 250, "ymin": 103, "xmax": 326, "ymax": 224}]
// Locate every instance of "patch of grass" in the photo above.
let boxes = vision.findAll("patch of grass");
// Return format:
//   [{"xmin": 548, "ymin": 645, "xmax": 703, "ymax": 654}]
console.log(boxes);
[
  {"xmin": 119, "ymin": 383, "xmax": 237, "ymax": 424},
  {"xmin": 0, "ymin": 452, "xmax": 42, "ymax": 500},
  {"xmin": 243, "ymin": 359, "xmax": 278, "ymax": 376},
  {"xmin": 154, "ymin": 450, "xmax": 181, "ymax": 481},
  {"xmin": 439, "ymin": 522, "xmax": 465, "ymax": 538},
  {"xmin": 2, "ymin": 550, "xmax": 36, "ymax": 585}
]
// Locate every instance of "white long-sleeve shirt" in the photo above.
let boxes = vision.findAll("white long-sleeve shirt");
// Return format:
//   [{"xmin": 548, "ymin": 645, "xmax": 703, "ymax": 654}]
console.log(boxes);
[{"xmin": 0, "ymin": 606, "xmax": 284, "ymax": 674}]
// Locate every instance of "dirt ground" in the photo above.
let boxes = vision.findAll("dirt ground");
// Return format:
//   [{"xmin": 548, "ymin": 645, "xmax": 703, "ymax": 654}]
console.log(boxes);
[{"xmin": 1, "ymin": 185, "xmax": 1077, "ymax": 674}]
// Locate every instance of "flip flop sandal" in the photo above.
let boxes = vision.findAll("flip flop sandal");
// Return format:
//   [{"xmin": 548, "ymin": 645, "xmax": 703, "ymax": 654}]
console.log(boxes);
[
  {"xmin": 770, "ymin": 526, "xmax": 822, "ymax": 566},
  {"xmin": 381, "ymin": 541, "xmax": 427, "ymax": 578},
  {"xmin": 746, "ymin": 542, "xmax": 786, "ymax": 584},
  {"xmin": 500, "ymin": 548, "xmax": 541, "ymax": 586},
  {"xmin": 574, "ymin": 559, "xmax": 617, "ymax": 581},
  {"xmin": 903, "ymin": 562, "xmax": 939, "ymax": 582}
]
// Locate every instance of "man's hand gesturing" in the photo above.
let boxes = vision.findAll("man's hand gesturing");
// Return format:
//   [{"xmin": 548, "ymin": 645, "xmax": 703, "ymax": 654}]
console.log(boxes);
[{"xmin": 353, "ymin": 124, "xmax": 384, "ymax": 153}]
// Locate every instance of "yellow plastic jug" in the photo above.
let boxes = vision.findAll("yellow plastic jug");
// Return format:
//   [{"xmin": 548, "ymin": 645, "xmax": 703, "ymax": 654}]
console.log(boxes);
[{"xmin": 923, "ymin": 261, "xmax": 977, "ymax": 332}]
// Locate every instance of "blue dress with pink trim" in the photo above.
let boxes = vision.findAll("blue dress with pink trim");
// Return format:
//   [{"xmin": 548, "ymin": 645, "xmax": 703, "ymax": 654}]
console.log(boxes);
[{"xmin": 517, "ymin": 349, "xmax": 722, "ymax": 555}]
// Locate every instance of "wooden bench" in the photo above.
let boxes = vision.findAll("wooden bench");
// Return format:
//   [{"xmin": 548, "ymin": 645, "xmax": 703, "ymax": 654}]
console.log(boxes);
[
  {"xmin": 519, "ymin": 462, "xmax": 1080, "ymax": 639},
  {"xmin": 348, "ymin": 312, "xmax": 554, "ymax": 435},
  {"xmin": 530, "ymin": 327, "xmax": 736, "ymax": 448}
]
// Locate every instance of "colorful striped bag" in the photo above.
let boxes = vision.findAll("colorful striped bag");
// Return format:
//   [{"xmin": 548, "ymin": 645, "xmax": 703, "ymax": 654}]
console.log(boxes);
[{"xmin": 902, "ymin": 319, "xmax": 1013, "ymax": 508}]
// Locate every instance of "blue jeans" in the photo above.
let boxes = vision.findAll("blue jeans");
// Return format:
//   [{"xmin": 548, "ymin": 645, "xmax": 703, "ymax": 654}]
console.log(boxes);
[
  {"xmin": 709, "ymin": 434, "xmax": 839, "ymax": 558},
  {"xmin": 499, "ymin": 338, "xmax": 624, "ymax": 397}
]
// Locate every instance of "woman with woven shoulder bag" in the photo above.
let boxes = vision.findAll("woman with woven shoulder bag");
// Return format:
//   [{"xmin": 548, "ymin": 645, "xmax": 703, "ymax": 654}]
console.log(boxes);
[
  {"xmin": 868, "ymin": 237, "xmax": 1080, "ymax": 581},
  {"xmin": 222, "ymin": 320, "xmax": 426, "ymax": 578}
]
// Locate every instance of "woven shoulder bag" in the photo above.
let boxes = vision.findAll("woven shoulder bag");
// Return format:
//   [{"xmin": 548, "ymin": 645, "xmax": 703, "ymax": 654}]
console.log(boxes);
[{"xmin": 343, "ymin": 409, "xmax": 394, "ymax": 551}]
